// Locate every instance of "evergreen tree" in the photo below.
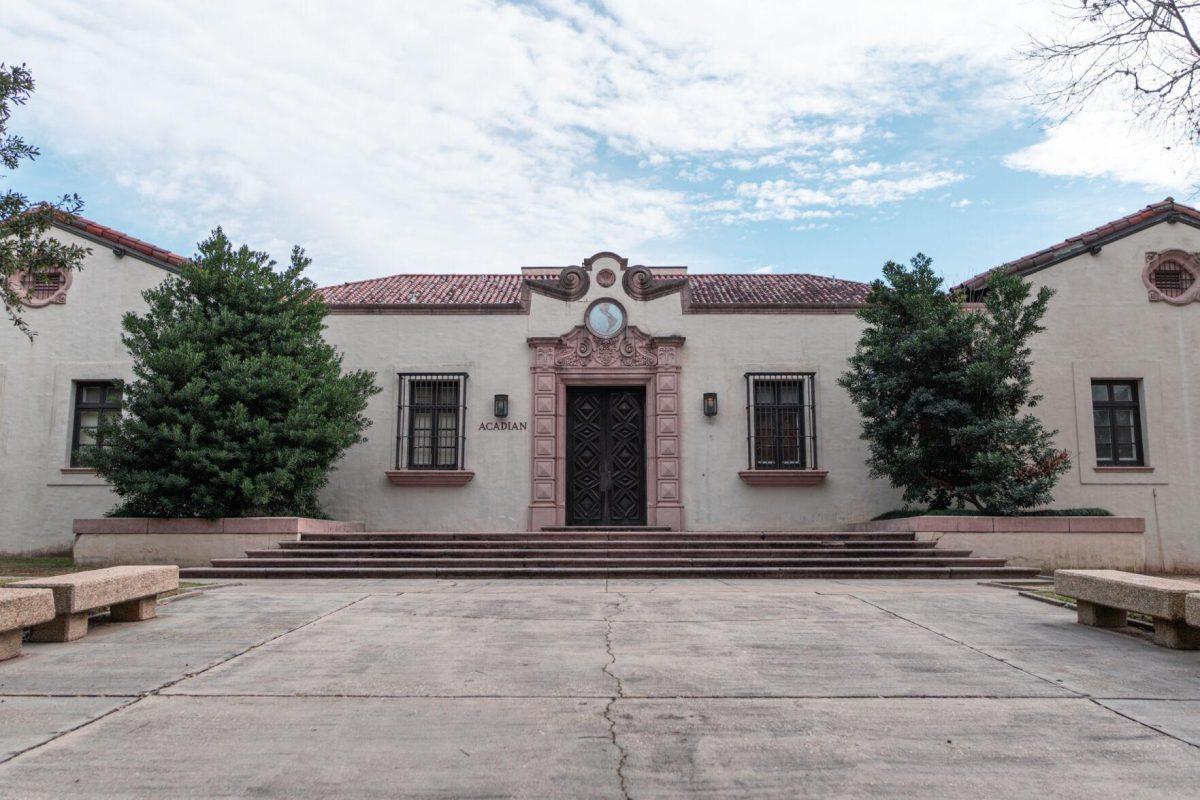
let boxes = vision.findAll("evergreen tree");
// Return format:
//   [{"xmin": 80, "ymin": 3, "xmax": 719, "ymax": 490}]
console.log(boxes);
[
  {"xmin": 1, "ymin": 63, "xmax": 88, "ymax": 337},
  {"xmin": 84, "ymin": 230, "xmax": 380, "ymax": 518},
  {"xmin": 837, "ymin": 254, "xmax": 1070, "ymax": 514}
]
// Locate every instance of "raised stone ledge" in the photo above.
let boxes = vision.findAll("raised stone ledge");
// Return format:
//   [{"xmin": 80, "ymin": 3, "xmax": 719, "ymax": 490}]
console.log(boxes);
[
  {"xmin": 0, "ymin": 588, "xmax": 56, "ymax": 631},
  {"xmin": 846, "ymin": 515, "xmax": 1146, "ymax": 572},
  {"xmin": 73, "ymin": 517, "xmax": 366, "ymax": 535},
  {"xmin": 1186, "ymin": 593, "xmax": 1200, "ymax": 628},
  {"xmin": 11, "ymin": 565, "xmax": 179, "ymax": 614},
  {"xmin": 737, "ymin": 470, "xmax": 828, "ymax": 487},
  {"xmin": 385, "ymin": 470, "xmax": 475, "ymax": 487}
]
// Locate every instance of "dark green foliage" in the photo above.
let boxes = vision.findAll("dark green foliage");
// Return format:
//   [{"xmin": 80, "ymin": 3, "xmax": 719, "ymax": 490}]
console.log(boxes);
[
  {"xmin": 838, "ymin": 254, "xmax": 1071, "ymax": 515},
  {"xmin": 0, "ymin": 63, "xmax": 88, "ymax": 337},
  {"xmin": 872, "ymin": 508, "xmax": 1112, "ymax": 521},
  {"xmin": 83, "ymin": 230, "xmax": 380, "ymax": 518}
]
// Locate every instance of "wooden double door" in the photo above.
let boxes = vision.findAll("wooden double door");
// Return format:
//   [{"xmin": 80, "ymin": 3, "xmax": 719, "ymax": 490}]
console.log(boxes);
[{"xmin": 566, "ymin": 387, "xmax": 647, "ymax": 526}]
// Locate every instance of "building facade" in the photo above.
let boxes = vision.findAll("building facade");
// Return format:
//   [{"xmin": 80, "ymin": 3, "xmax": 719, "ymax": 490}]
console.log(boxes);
[{"xmin": 2, "ymin": 201, "xmax": 1198, "ymax": 570}]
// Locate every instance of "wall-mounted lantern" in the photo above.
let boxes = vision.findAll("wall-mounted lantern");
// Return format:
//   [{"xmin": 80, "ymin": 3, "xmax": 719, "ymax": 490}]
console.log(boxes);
[
  {"xmin": 702, "ymin": 392, "xmax": 718, "ymax": 417},
  {"xmin": 494, "ymin": 394, "xmax": 509, "ymax": 418}
]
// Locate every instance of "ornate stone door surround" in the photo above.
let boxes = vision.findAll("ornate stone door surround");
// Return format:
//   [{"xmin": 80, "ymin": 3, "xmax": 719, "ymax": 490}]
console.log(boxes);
[{"xmin": 527, "ymin": 325, "xmax": 684, "ymax": 530}]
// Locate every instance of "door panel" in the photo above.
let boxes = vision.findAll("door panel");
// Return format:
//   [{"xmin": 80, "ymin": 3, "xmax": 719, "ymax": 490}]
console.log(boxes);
[{"xmin": 566, "ymin": 388, "xmax": 646, "ymax": 526}]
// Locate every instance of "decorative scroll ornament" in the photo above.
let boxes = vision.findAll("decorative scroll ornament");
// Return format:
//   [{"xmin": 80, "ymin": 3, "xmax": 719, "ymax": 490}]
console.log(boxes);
[
  {"xmin": 622, "ymin": 265, "xmax": 687, "ymax": 301},
  {"xmin": 526, "ymin": 265, "xmax": 590, "ymax": 301},
  {"xmin": 1143, "ymin": 250, "xmax": 1200, "ymax": 305},
  {"xmin": 552, "ymin": 325, "xmax": 659, "ymax": 368}
]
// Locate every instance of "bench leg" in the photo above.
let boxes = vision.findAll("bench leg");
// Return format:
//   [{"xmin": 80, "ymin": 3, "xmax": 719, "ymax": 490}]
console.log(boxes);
[
  {"xmin": 1152, "ymin": 619, "xmax": 1200, "ymax": 650},
  {"xmin": 29, "ymin": 612, "xmax": 90, "ymax": 643},
  {"xmin": 1077, "ymin": 600, "xmax": 1127, "ymax": 628},
  {"xmin": 110, "ymin": 596, "xmax": 157, "ymax": 623},
  {"xmin": 0, "ymin": 629, "xmax": 22, "ymax": 661}
]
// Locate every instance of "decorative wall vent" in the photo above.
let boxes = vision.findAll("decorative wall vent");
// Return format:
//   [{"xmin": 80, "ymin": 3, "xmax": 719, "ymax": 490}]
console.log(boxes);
[
  {"xmin": 1144, "ymin": 251, "xmax": 1200, "ymax": 304},
  {"xmin": 10, "ymin": 268, "xmax": 72, "ymax": 307}
]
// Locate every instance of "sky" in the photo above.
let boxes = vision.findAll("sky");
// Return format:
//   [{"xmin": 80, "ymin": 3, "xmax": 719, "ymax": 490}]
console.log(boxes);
[{"xmin": 3, "ymin": 0, "xmax": 1199, "ymax": 288}]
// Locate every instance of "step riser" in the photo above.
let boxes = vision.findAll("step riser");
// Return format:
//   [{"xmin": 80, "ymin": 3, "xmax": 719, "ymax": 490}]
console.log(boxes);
[
  {"xmin": 252, "ymin": 548, "xmax": 973, "ymax": 559},
  {"xmin": 296, "ymin": 532, "xmax": 918, "ymax": 543},
  {"xmin": 282, "ymin": 539, "xmax": 934, "ymax": 550},
  {"xmin": 181, "ymin": 566, "xmax": 1041, "ymax": 579},
  {"xmin": 213, "ymin": 558, "xmax": 1009, "ymax": 568}
]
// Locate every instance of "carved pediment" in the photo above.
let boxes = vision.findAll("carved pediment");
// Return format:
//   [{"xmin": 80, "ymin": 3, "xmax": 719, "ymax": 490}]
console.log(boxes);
[{"xmin": 552, "ymin": 325, "xmax": 659, "ymax": 368}]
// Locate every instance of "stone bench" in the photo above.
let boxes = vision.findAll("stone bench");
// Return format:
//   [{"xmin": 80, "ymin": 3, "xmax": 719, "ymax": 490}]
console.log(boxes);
[
  {"xmin": 0, "ymin": 588, "xmax": 57, "ymax": 661},
  {"xmin": 9, "ymin": 565, "xmax": 179, "ymax": 643},
  {"xmin": 1054, "ymin": 569, "xmax": 1200, "ymax": 649}
]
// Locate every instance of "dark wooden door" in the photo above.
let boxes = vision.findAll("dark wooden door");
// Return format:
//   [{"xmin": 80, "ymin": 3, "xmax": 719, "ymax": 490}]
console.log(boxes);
[{"xmin": 566, "ymin": 388, "xmax": 646, "ymax": 526}]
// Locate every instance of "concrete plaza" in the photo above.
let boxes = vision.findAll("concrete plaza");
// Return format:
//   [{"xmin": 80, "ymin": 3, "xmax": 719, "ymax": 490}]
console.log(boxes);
[{"xmin": 1, "ymin": 578, "xmax": 1199, "ymax": 798}]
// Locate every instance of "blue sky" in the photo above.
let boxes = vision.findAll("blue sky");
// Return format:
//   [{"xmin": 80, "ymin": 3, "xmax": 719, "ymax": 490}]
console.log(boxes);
[{"xmin": 3, "ymin": 1, "xmax": 1196, "ymax": 287}]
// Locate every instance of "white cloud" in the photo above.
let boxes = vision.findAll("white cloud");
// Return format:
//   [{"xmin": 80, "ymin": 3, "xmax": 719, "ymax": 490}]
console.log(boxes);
[
  {"xmin": 1004, "ymin": 102, "xmax": 1197, "ymax": 191},
  {"xmin": 951, "ymin": 198, "xmax": 972, "ymax": 208},
  {"xmin": 1, "ymin": 0, "xmax": 1061, "ymax": 281}
]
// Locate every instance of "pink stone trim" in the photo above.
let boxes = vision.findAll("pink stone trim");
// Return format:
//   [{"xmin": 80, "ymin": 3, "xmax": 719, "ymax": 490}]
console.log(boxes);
[
  {"xmin": 385, "ymin": 470, "xmax": 475, "ymax": 486},
  {"xmin": 72, "ymin": 517, "xmax": 366, "ymax": 535},
  {"xmin": 738, "ymin": 470, "xmax": 828, "ymax": 486},
  {"xmin": 528, "ymin": 325, "xmax": 684, "ymax": 530},
  {"xmin": 847, "ymin": 515, "xmax": 1145, "ymax": 535}
]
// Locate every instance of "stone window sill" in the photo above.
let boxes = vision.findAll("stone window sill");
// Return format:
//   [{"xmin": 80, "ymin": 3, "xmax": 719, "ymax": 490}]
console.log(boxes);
[
  {"xmin": 385, "ymin": 470, "xmax": 475, "ymax": 487},
  {"xmin": 1093, "ymin": 466, "xmax": 1154, "ymax": 473},
  {"xmin": 738, "ymin": 469, "xmax": 828, "ymax": 487}
]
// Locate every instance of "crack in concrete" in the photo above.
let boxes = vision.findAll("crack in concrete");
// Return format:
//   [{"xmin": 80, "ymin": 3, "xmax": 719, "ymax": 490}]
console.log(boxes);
[
  {"xmin": 0, "ymin": 593, "xmax": 373, "ymax": 767},
  {"xmin": 601, "ymin": 592, "xmax": 632, "ymax": 800},
  {"xmin": 1090, "ymin": 698, "xmax": 1200, "ymax": 750}
]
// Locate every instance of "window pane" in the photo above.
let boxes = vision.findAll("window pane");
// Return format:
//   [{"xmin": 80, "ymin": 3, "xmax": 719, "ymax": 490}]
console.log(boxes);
[
  {"xmin": 1094, "ymin": 426, "xmax": 1111, "ymax": 444},
  {"xmin": 1095, "ymin": 442, "xmax": 1113, "ymax": 461},
  {"xmin": 1114, "ymin": 409, "xmax": 1134, "ymax": 427},
  {"xmin": 754, "ymin": 382, "xmax": 775, "ymax": 405},
  {"xmin": 778, "ymin": 382, "xmax": 801, "ymax": 405},
  {"xmin": 104, "ymin": 386, "xmax": 122, "ymax": 404},
  {"xmin": 82, "ymin": 386, "xmax": 103, "ymax": 403},
  {"xmin": 1093, "ymin": 409, "xmax": 1108, "ymax": 428},
  {"xmin": 1115, "ymin": 426, "xmax": 1134, "ymax": 444},
  {"xmin": 1091, "ymin": 384, "xmax": 1109, "ymax": 403},
  {"xmin": 412, "ymin": 382, "xmax": 433, "ymax": 405},
  {"xmin": 1111, "ymin": 383, "xmax": 1133, "ymax": 402},
  {"xmin": 437, "ymin": 382, "xmax": 458, "ymax": 405},
  {"xmin": 1117, "ymin": 444, "xmax": 1136, "ymax": 461}
]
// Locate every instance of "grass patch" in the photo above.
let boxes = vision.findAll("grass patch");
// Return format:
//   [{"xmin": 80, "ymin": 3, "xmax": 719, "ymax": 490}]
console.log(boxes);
[
  {"xmin": 873, "ymin": 507, "xmax": 1113, "ymax": 521},
  {"xmin": 0, "ymin": 556, "xmax": 95, "ymax": 582}
]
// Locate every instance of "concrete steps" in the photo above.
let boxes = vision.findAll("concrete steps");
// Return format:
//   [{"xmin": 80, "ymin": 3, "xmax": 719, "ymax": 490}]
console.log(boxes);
[{"xmin": 180, "ymin": 529, "xmax": 1041, "ymax": 580}]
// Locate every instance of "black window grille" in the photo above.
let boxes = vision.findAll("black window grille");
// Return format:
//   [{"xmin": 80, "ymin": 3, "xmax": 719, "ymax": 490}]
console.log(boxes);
[
  {"xmin": 745, "ymin": 373, "xmax": 816, "ymax": 469},
  {"xmin": 1091, "ymin": 380, "xmax": 1144, "ymax": 466},
  {"xmin": 72, "ymin": 381, "xmax": 121, "ymax": 467},
  {"xmin": 397, "ymin": 373, "xmax": 467, "ymax": 470}
]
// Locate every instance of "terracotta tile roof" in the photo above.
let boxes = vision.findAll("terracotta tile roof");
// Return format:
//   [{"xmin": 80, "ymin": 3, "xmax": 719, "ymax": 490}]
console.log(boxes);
[
  {"xmin": 54, "ymin": 211, "xmax": 187, "ymax": 268},
  {"xmin": 956, "ymin": 197, "xmax": 1200, "ymax": 292},
  {"xmin": 318, "ymin": 274, "xmax": 527, "ymax": 308},
  {"xmin": 686, "ymin": 273, "xmax": 869, "ymax": 308},
  {"xmin": 318, "ymin": 271, "xmax": 870, "ymax": 310}
]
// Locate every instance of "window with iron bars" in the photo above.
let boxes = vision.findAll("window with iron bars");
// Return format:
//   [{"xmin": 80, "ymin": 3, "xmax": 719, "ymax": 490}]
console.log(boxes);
[
  {"xmin": 745, "ymin": 373, "xmax": 817, "ymax": 470},
  {"xmin": 397, "ymin": 373, "xmax": 467, "ymax": 470}
]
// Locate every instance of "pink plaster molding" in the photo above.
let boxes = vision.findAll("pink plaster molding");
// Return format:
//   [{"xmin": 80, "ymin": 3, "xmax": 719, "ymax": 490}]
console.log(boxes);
[
  {"xmin": 385, "ymin": 470, "xmax": 475, "ymax": 486},
  {"xmin": 9, "ymin": 268, "xmax": 72, "ymax": 308},
  {"xmin": 738, "ymin": 469, "xmax": 828, "ymax": 486},
  {"xmin": 1143, "ymin": 250, "xmax": 1200, "ymax": 304},
  {"xmin": 528, "ymin": 325, "xmax": 685, "ymax": 530}
]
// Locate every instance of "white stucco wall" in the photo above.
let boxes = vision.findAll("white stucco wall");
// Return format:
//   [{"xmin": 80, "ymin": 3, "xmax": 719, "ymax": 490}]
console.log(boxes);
[
  {"xmin": 0, "ymin": 228, "xmax": 167, "ymax": 555},
  {"xmin": 1018, "ymin": 223, "xmax": 1200, "ymax": 572},
  {"xmin": 318, "ymin": 273, "xmax": 901, "ymax": 532}
]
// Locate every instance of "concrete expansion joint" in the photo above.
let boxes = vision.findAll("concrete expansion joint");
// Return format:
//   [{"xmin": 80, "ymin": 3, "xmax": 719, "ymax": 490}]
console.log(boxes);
[
  {"xmin": 848, "ymin": 594, "xmax": 1090, "ymax": 698},
  {"xmin": 601, "ymin": 592, "xmax": 632, "ymax": 800}
]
